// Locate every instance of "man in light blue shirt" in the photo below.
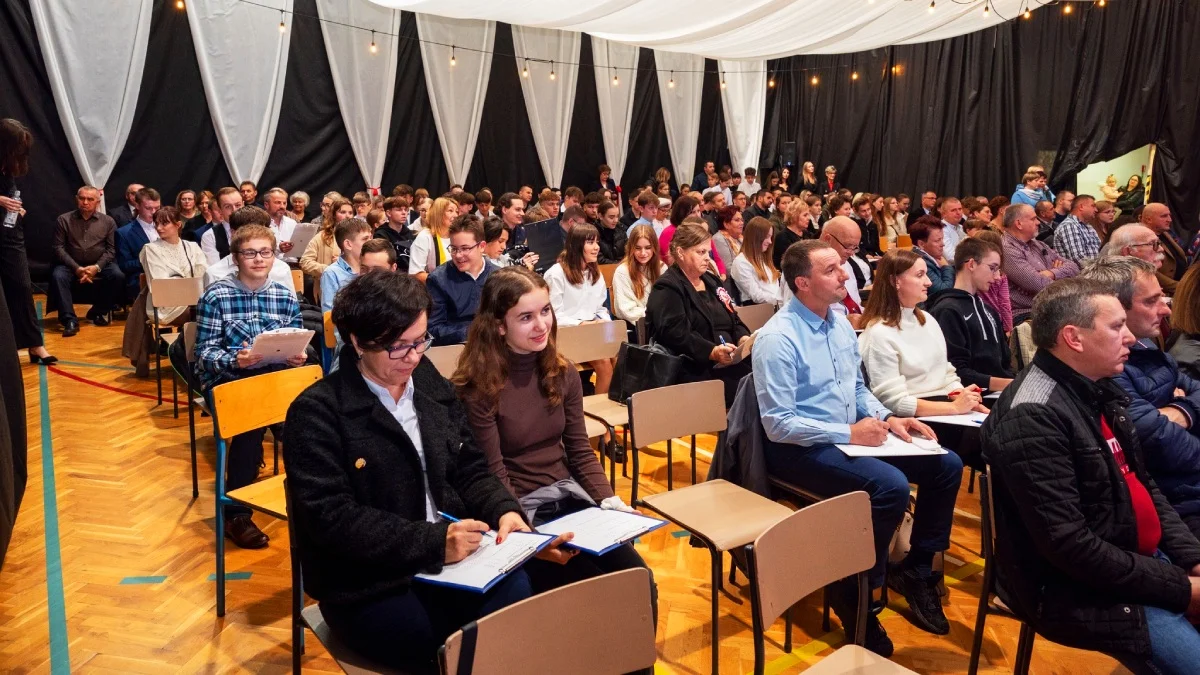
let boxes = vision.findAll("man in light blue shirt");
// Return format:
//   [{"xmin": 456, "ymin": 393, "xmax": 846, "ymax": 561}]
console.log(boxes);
[{"xmin": 753, "ymin": 239, "xmax": 963, "ymax": 656}]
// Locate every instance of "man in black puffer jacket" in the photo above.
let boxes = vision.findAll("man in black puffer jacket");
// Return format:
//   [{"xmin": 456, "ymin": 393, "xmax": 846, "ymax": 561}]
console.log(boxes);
[{"xmin": 982, "ymin": 277, "xmax": 1200, "ymax": 674}]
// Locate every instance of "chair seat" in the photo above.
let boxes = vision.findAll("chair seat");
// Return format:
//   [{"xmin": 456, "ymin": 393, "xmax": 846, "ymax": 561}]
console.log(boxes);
[
  {"xmin": 582, "ymin": 394, "xmax": 629, "ymax": 427},
  {"xmin": 301, "ymin": 604, "xmax": 414, "ymax": 675},
  {"xmin": 768, "ymin": 476, "xmax": 827, "ymax": 505},
  {"xmin": 640, "ymin": 479, "xmax": 792, "ymax": 552},
  {"xmin": 160, "ymin": 332, "xmax": 182, "ymax": 346},
  {"xmin": 804, "ymin": 645, "xmax": 917, "ymax": 674},
  {"xmin": 584, "ymin": 416, "xmax": 607, "ymax": 439},
  {"xmin": 227, "ymin": 474, "xmax": 288, "ymax": 520},
  {"xmin": 989, "ymin": 594, "xmax": 1016, "ymax": 617}
]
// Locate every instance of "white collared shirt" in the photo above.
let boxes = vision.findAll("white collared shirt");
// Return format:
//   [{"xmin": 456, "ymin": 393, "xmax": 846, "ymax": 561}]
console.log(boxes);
[
  {"xmin": 271, "ymin": 215, "xmax": 298, "ymax": 259},
  {"xmin": 361, "ymin": 374, "xmax": 438, "ymax": 523},
  {"xmin": 136, "ymin": 217, "xmax": 160, "ymax": 243},
  {"xmin": 201, "ymin": 222, "xmax": 232, "ymax": 265}
]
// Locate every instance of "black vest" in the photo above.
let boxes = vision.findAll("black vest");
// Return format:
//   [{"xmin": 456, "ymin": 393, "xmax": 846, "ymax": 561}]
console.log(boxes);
[{"xmin": 214, "ymin": 223, "xmax": 231, "ymax": 259}]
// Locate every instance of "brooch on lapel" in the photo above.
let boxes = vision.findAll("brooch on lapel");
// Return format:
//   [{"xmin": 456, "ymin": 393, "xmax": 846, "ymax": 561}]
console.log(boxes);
[{"xmin": 354, "ymin": 458, "xmax": 366, "ymax": 469}]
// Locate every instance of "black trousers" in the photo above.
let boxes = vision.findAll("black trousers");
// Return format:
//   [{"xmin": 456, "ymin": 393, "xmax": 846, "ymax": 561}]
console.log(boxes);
[
  {"xmin": 49, "ymin": 263, "xmax": 124, "ymax": 322},
  {"xmin": 0, "ymin": 222, "xmax": 42, "ymax": 349},
  {"xmin": 0, "ymin": 264, "xmax": 26, "ymax": 570}
]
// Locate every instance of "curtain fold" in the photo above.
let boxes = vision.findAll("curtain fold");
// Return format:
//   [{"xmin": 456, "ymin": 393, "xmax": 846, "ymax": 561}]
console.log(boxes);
[
  {"xmin": 653, "ymin": 50, "xmax": 704, "ymax": 190},
  {"xmin": 318, "ymin": 0, "xmax": 402, "ymax": 195},
  {"xmin": 416, "ymin": 14, "xmax": 495, "ymax": 186},
  {"xmin": 30, "ymin": 0, "xmax": 153, "ymax": 211},
  {"xmin": 590, "ymin": 37, "xmax": 638, "ymax": 186},
  {"xmin": 187, "ymin": 0, "xmax": 293, "ymax": 184},
  {"xmin": 718, "ymin": 59, "xmax": 766, "ymax": 176},
  {"xmin": 510, "ymin": 26, "xmax": 580, "ymax": 190}
]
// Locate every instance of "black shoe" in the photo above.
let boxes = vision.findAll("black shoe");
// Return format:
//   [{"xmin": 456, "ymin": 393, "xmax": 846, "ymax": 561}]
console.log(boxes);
[
  {"xmin": 828, "ymin": 582, "xmax": 895, "ymax": 658},
  {"xmin": 891, "ymin": 567, "xmax": 950, "ymax": 635},
  {"xmin": 62, "ymin": 320, "xmax": 79, "ymax": 338},
  {"xmin": 91, "ymin": 313, "xmax": 110, "ymax": 327},
  {"xmin": 29, "ymin": 353, "xmax": 59, "ymax": 365},
  {"xmin": 224, "ymin": 515, "xmax": 269, "ymax": 549}
]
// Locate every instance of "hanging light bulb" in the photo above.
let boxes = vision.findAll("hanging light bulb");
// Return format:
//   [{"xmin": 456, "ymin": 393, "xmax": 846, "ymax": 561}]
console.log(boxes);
[
  {"xmin": 720, "ymin": 72, "xmax": 727, "ymax": 89},
  {"xmin": 928, "ymin": 0, "xmax": 935, "ymax": 12},
  {"xmin": 369, "ymin": 31, "xmax": 377, "ymax": 54},
  {"xmin": 768, "ymin": 75, "xmax": 776, "ymax": 88},
  {"xmin": 612, "ymin": 70, "xmax": 620, "ymax": 86},
  {"xmin": 176, "ymin": 0, "xmax": 184, "ymax": 9},
  {"xmin": 1023, "ymin": 5, "xmax": 1032, "ymax": 19},
  {"xmin": 851, "ymin": 70, "xmax": 859, "ymax": 81},
  {"xmin": 1098, "ymin": 0, "xmax": 1105, "ymax": 6},
  {"xmin": 1063, "ymin": 3, "xmax": 1073, "ymax": 14},
  {"xmin": 278, "ymin": 10, "xmax": 286, "ymax": 33},
  {"xmin": 810, "ymin": 74, "xmax": 819, "ymax": 86},
  {"xmin": 522, "ymin": 59, "xmax": 529, "ymax": 78},
  {"xmin": 549, "ymin": 61, "xmax": 556, "ymax": 81},
  {"xmin": 450, "ymin": 46, "xmax": 457, "ymax": 67},
  {"xmin": 668, "ymin": 70, "xmax": 675, "ymax": 88},
  {"xmin": 983, "ymin": 1, "xmax": 990, "ymax": 18}
]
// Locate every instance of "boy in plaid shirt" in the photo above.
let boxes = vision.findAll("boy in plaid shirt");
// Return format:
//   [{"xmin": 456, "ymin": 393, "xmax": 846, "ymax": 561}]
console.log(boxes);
[{"xmin": 195, "ymin": 220, "xmax": 304, "ymax": 549}]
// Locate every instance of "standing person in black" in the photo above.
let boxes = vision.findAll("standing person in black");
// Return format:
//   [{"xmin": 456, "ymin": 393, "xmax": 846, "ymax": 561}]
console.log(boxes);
[
  {"xmin": 0, "ymin": 120, "xmax": 55, "ymax": 365},
  {"xmin": 646, "ymin": 220, "xmax": 752, "ymax": 407}
]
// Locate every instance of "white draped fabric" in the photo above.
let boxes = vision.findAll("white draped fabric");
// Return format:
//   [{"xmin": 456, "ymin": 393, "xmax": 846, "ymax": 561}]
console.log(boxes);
[
  {"xmin": 718, "ymin": 59, "xmax": 766, "ymax": 176},
  {"xmin": 416, "ymin": 15, "xmax": 495, "ymax": 187},
  {"xmin": 511, "ymin": 27, "xmax": 580, "ymax": 190},
  {"xmin": 590, "ymin": 38, "xmax": 639, "ymax": 187},
  {"xmin": 367, "ymin": 0, "xmax": 1030, "ymax": 59},
  {"xmin": 30, "ymin": 0, "xmax": 153, "ymax": 211},
  {"xmin": 318, "ymin": 0, "xmax": 402, "ymax": 195},
  {"xmin": 653, "ymin": 51, "xmax": 704, "ymax": 191},
  {"xmin": 187, "ymin": 0, "xmax": 293, "ymax": 184}
]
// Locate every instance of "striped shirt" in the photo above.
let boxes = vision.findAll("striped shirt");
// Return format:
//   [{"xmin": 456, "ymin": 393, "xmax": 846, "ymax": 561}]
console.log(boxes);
[{"xmin": 194, "ymin": 277, "xmax": 302, "ymax": 389}]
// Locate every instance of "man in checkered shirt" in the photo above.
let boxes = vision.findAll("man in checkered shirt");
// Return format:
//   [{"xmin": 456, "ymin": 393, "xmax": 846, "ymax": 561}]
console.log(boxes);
[{"xmin": 1052, "ymin": 194, "xmax": 1101, "ymax": 265}]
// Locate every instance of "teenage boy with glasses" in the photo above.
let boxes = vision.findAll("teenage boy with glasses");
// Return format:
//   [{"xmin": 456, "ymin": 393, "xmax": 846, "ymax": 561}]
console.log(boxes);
[{"xmin": 427, "ymin": 215, "xmax": 497, "ymax": 346}]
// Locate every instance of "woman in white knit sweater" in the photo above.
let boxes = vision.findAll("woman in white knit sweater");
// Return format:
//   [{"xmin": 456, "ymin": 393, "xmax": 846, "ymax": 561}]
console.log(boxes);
[
  {"xmin": 545, "ymin": 222, "xmax": 614, "ymax": 393},
  {"xmin": 612, "ymin": 224, "xmax": 666, "ymax": 325},
  {"xmin": 858, "ymin": 249, "xmax": 988, "ymax": 418},
  {"xmin": 730, "ymin": 216, "xmax": 782, "ymax": 307}
]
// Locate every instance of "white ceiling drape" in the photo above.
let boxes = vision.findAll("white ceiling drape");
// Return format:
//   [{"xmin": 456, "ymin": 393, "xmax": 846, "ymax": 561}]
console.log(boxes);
[
  {"xmin": 318, "ymin": 0, "xmax": 402, "ymax": 195},
  {"xmin": 416, "ymin": 14, "xmax": 495, "ymax": 187},
  {"xmin": 366, "ymin": 0, "xmax": 1030, "ymax": 59},
  {"xmin": 654, "ymin": 51, "xmax": 704, "ymax": 191},
  {"xmin": 590, "ymin": 37, "xmax": 639, "ymax": 187},
  {"xmin": 31, "ymin": 0, "xmax": 153, "ymax": 211},
  {"xmin": 511, "ymin": 26, "xmax": 581, "ymax": 190},
  {"xmin": 718, "ymin": 59, "xmax": 767, "ymax": 177},
  {"xmin": 187, "ymin": 0, "xmax": 293, "ymax": 184}
]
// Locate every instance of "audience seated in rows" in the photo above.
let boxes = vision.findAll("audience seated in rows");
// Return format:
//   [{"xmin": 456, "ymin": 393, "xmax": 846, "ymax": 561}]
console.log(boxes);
[
  {"xmin": 818, "ymin": 216, "xmax": 867, "ymax": 328},
  {"xmin": 595, "ymin": 199, "xmax": 626, "ymax": 264},
  {"xmin": 612, "ymin": 224, "xmax": 665, "ymax": 326},
  {"xmin": 453, "ymin": 266, "xmax": 657, "ymax": 609},
  {"xmin": 200, "ymin": 187, "xmax": 244, "ymax": 265},
  {"xmin": 51, "ymin": 185, "xmax": 123, "ymax": 337},
  {"xmin": 408, "ymin": 196, "xmax": 457, "ymax": 281},
  {"xmin": 1052, "ymin": 194, "xmax": 1102, "ymax": 265},
  {"xmin": 730, "ymin": 216, "xmax": 782, "ymax": 308},
  {"xmin": 262, "ymin": 187, "xmax": 298, "ymax": 259},
  {"xmin": 971, "ymin": 229, "xmax": 1015, "ymax": 333},
  {"xmin": 937, "ymin": 196, "xmax": 965, "ymax": 264},
  {"xmin": 754, "ymin": 239, "xmax": 962, "ymax": 656},
  {"xmin": 657, "ymin": 195, "xmax": 699, "ymax": 265},
  {"xmin": 851, "ymin": 194, "xmax": 882, "ymax": 260},
  {"xmin": 320, "ymin": 218, "xmax": 372, "ymax": 314},
  {"xmin": 427, "ymin": 216, "xmax": 497, "ymax": 347},
  {"xmin": 771, "ymin": 196, "xmax": 816, "ymax": 270},
  {"xmin": 927, "ymin": 237, "xmax": 1013, "ymax": 392},
  {"xmin": 115, "ymin": 187, "xmax": 162, "ymax": 303},
  {"xmin": 300, "ymin": 196, "xmax": 353, "ymax": 286},
  {"xmin": 203, "ymin": 207, "xmax": 294, "ymax": 290},
  {"xmin": 545, "ymin": 222, "xmax": 613, "ymax": 394},
  {"xmin": 982, "ymin": 277, "xmax": 1200, "ymax": 675},
  {"xmin": 907, "ymin": 216, "xmax": 955, "ymax": 296},
  {"xmin": 195, "ymin": 223, "xmax": 305, "ymax": 550},
  {"xmin": 108, "ymin": 183, "xmax": 141, "ymax": 228},
  {"xmin": 1001, "ymin": 203, "xmax": 1080, "ymax": 322}
]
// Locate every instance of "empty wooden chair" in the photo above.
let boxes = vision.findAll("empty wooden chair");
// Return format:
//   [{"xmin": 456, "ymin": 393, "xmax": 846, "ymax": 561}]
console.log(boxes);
[
  {"xmin": 425, "ymin": 344, "xmax": 465, "ymax": 379},
  {"xmin": 149, "ymin": 276, "xmax": 204, "ymax": 414},
  {"xmin": 210, "ymin": 365, "xmax": 321, "ymax": 617},
  {"xmin": 734, "ymin": 302, "xmax": 776, "ymax": 332},
  {"xmin": 439, "ymin": 569, "xmax": 656, "ymax": 675},
  {"xmin": 291, "ymin": 268, "xmax": 304, "ymax": 295},
  {"xmin": 897, "ymin": 234, "xmax": 913, "ymax": 249},
  {"xmin": 745, "ymin": 491, "xmax": 916, "ymax": 674},
  {"xmin": 557, "ymin": 321, "xmax": 630, "ymax": 486}
]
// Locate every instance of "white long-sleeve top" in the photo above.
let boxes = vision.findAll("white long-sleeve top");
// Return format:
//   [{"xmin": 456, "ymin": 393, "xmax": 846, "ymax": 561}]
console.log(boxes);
[
  {"xmin": 858, "ymin": 307, "xmax": 963, "ymax": 417},
  {"xmin": 612, "ymin": 261, "xmax": 667, "ymax": 324},
  {"xmin": 545, "ymin": 263, "xmax": 611, "ymax": 327},
  {"xmin": 730, "ymin": 254, "xmax": 782, "ymax": 307}
]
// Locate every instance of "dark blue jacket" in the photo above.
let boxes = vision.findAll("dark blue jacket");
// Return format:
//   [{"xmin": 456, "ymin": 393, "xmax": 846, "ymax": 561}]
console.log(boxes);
[
  {"xmin": 913, "ymin": 247, "xmax": 955, "ymax": 295},
  {"xmin": 116, "ymin": 220, "xmax": 152, "ymax": 296},
  {"xmin": 1112, "ymin": 339, "xmax": 1200, "ymax": 518},
  {"xmin": 426, "ymin": 260, "xmax": 497, "ymax": 346}
]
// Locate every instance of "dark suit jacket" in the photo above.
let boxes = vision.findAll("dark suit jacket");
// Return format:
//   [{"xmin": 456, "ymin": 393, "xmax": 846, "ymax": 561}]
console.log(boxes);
[
  {"xmin": 109, "ymin": 203, "xmax": 135, "ymax": 228},
  {"xmin": 115, "ymin": 221, "xmax": 151, "ymax": 294},
  {"xmin": 1159, "ymin": 232, "xmax": 1188, "ymax": 295},
  {"xmin": 283, "ymin": 354, "xmax": 522, "ymax": 606},
  {"xmin": 817, "ymin": 180, "xmax": 841, "ymax": 197},
  {"xmin": 646, "ymin": 266, "xmax": 750, "ymax": 383}
]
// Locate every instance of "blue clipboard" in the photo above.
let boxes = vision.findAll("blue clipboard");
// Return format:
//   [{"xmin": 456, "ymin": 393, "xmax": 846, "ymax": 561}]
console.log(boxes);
[{"xmin": 414, "ymin": 531, "xmax": 555, "ymax": 594}]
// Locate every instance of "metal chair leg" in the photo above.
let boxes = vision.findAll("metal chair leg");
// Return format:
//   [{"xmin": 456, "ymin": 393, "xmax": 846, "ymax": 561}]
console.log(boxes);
[
  {"xmin": 690, "ymin": 434, "xmax": 697, "ymax": 485},
  {"xmin": 822, "ymin": 586, "xmax": 831, "ymax": 632},
  {"xmin": 631, "ymin": 442, "xmax": 641, "ymax": 505},
  {"xmin": 172, "ymin": 371, "xmax": 179, "ymax": 418},
  {"xmin": 188, "ymin": 395, "xmax": 199, "ymax": 499},
  {"xmin": 1014, "ymin": 623, "xmax": 1035, "ymax": 675},
  {"xmin": 216, "ymin": 437, "xmax": 227, "ymax": 618},
  {"xmin": 666, "ymin": 439, "xmax": 674, "ymax": 491},
  {"xmin": 622, "ymin": 432, "xmax": 629, "ymax": 478},
  {"xmin": 155, "ymin": 339, "xmax": 164, "ymax": 406},
  {"xmin": 273, "ymin": 436, "xmax": 280, "ymax": 476},
  {"xmin": 709, "ymin": 545, "xmax": 721, "ymax": 674},
  {"xmin": 968, "ymin": 467, "xmax": 976, "ymax": 493},
  {"xmin": 783, "ymin": 606, "xmax": 793, "ymax": 653},
  {"xmin": 968, "ymin": 562, "xmax": 996, "ymax": 674}
]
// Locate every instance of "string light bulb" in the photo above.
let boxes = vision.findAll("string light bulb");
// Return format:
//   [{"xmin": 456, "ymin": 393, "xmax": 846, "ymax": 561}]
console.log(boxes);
[
  {"xmin": 278, "ymin": 10, "xmax": 285, "ymax": 32},
  {"xmin": 1023, "ymin": 5, "xmax": 1032, "ymax": 19},
  {"xmin": 928, "ymin": 0, "xmax": 935, "ymax": 12},
  {"xmin": 612, "ymin": 71, "xmax": 620, "ymax": 86},
  {"xmin": 668, "ymin": 71, "xmax": 675, "ymax": 88},
  {"xmin": 450, "ymin": 46, "xmax": 456, "ymax": 67},
  {"xmin": 1098, "ymin": 0, "xmax": 1105, "ymax": 6},
  {"xmin": 549, "ymin": 61, "xmax": 556, "ymax": 81},
  {"xmin": 768, "ymin": 75, "xmax": 775, "ymax": 88},
  {"xmin": 810, "ymin": 74, "xmax": 819, "ymax": 86},
  {"xmin": 176, "ymin": 0, "xmax": 184, "ymax": 9},
  {"xmin": 720, "ymin": 73, "xmax": 727, "ymax": 89},
  {"xmin": 522, "ymin": 59, "xmax": 529, "ymax": 78},
  {"xmin": 1063, "ymin": 3, "xmax": 1072, "ymax": 14},
  {"xmin": 369, "ymin": 31, "xmax": 377, "ymax": 54},
  {"xmin": 851, "ymin": 71, "xmax": 859, "ymax": 81},
  {"xmin": 983, "ymin": 2, "xmax": 990, "ymax": 18}
]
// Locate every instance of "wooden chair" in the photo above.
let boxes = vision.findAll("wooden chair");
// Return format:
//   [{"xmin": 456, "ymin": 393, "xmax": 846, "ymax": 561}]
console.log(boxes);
[
  {"xmin": 598, "ymin": 262, "xmax": 619, "ymax": 290},
  {"xmin": 425, "ymin": 344, "xmax": 465, "ymax": 379},
  {"xmin": 439, "ymin": 569, "xmax": 656, "ymax": 675},
  {"xmin": 181, "ymin": 322, "xmax": 206, "ymax": 498},
  {"xmin": 557, "ymin": 321, "xmax": 630, "ymax": 487},
  {"xmin": 735, "ymin": 303, "xmax": 776, "ymax": 333},
  {"xmin": 322, "ymin": 311, "xmax": 336, "ymax": 373},
  {"xmin": 149, "ymin": 276, "xmax": 203, "ymax": 415},
  {"xmin": 744, "ymin": 492, "xmax": 915, "ymax": 675},
  {"xmin": 210, "ymin": 365, "xmax": 321, "ymax": 617},
  {"xmin": 897, "ymin": 234, "xmax": 913, "ymax": 249},
  {"xmin": 631, "ymin": 380, "xmax": 792, "ymax": 673},
  {"xmin": 291, "ymin": 268, "xmax": 304, "ymax": 295}
]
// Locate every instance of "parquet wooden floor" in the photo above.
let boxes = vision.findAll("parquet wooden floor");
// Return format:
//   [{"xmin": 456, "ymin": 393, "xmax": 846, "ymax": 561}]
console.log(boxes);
[{"xmin": 0, "ymin": 305, "xmax": 1132, "ymax": 674}]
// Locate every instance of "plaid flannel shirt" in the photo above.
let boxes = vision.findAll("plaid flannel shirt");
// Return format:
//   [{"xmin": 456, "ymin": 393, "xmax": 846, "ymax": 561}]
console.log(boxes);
[
  {"xmin": 1052, "ymin": 215, "xmax": 1101, "ymax": 265},
  {"xmin": 194, "ymin": 278, "xmax": 302, "ymax": 389}
]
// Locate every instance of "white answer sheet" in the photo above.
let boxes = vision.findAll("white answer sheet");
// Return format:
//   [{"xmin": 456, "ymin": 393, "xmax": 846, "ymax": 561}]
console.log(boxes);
[
  {"xmin": 536, "ymin": 508, "xmax": 668, "ymax": 555},
  {"xmin": 917, "ymin": 412, "xmax": 988, "ymax": 427},
  {"xmin": 836, "ymin": 434, "xmax": 947, "ymax": 458},
  {"xmin": 414, "ymin": 531, "xmax": 552, "ymax": 592}
]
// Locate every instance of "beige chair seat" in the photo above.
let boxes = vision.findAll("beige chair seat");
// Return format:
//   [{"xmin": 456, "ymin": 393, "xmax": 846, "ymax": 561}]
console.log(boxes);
[
  {"xmin": 804, "ymin": 645, "xmax": 917, "ymax": 674},
  {"xmin": 641, "ymin": 479, "xmax": 792, "ymax": 552},
  {"xmin": 584, "ymin": 416, "xmax": 607, "ymax": 439},
  {"xmin": 300, "ymin": 605, "xmax": 408, "ymax": 675},
  {"xmin": 161, "ymin": 332, "xmax": 182, "ymax": 346},
  {"xmin": 227, "ymin": 474, "xmax": 288, "ymax": 520},
  {"xmin": 582, "ymin": 394, "xmax": 628, "ymax": 427}
]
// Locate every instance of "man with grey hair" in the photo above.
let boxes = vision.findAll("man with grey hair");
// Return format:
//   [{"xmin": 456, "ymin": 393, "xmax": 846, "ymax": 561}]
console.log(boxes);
[
  {"xmin": 1002, "ymin": 203, "xmax": 1079, "ymax": 323},
  {"xmin": 983, "ymin": 276, "xmax": 1200, "ymax": 674},
  {"xmin": 1141, "ymin": 203, "xmax": 1186, "ymax": 296},
  {"xmin": 262, "ymin": 187, "xmax": 297, "ymax": 259},
  {"xmin": 1106, "ymin": 224, "xmax": 1165, "ymax": 269},
  {"xmin": 1034, "ymin": 199, "xmax": 1057, "ymax": 241},
  {"xmin": 1084, "ymin": 256, "xmax": 1200, "ymax": 542}
]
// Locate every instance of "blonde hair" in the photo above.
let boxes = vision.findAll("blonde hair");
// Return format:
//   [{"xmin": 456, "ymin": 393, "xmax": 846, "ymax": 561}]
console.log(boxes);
[
  {"xmin": 426, "ymin": 197, "xmax": 457, "ymax": 238},
  {"xmin": 622, "ymin": 224, "xmax": 663, "ymax": 299}
]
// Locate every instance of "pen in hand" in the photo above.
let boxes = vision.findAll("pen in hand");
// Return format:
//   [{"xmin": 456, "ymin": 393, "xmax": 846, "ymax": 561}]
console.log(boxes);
[{"xmin": 438, "ymin": 511, "xmax": 495, "ymax": 539}]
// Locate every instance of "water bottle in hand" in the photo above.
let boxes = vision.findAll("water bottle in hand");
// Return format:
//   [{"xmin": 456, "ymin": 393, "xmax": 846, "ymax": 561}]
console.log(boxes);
[{"xmin": 3, "ymin": 189, "xmax": 19, "ymax": 228}]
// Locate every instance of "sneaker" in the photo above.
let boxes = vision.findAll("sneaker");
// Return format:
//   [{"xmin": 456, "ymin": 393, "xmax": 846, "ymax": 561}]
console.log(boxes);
[
  {"xmin": 892, "ymin": 567, "xmax": 950, "ymax": 635},
  {"xmin": 828, "ymin": 582, "xmax": 895, "ymax": 657}
]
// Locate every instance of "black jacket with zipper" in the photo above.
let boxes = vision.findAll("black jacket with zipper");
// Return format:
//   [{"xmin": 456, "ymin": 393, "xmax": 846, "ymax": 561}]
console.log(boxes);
[
  {"xmin": 927, "ymin": 288, "xmax": 1013, "ymax": 390},
  {"xmin": 282, "ymin": 350, "xmax": 522, "ymax": 606},
  {"xmin": 981, "ymin": 350, "xmax": 1200, "ymax": 657}
]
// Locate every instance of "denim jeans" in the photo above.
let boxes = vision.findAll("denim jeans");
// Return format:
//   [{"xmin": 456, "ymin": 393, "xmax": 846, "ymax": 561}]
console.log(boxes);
[{"xmin": 1115, "ymin": 550, "xmax": 1200, "ymax": 675}]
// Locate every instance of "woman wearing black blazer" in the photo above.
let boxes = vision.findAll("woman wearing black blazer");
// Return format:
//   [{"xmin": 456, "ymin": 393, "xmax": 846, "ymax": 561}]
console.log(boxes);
[
  {"xmin": 646, "ymin": 221, "xmax": 752, "ymax": 407},
  {"xmin": 283, "ymin": 270, "xmax": 564, "ymax": 670}
]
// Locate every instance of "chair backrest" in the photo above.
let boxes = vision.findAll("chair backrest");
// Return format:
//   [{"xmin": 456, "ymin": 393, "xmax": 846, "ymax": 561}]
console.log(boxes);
[
  {"xmin": 440, "ymin": 568, "xmax": 655, "ymax": 675},
  {"xmin": 897, "ymin": 233, "xmax": 913, "ymax": 249},
  {"xmin": 629, "ymin": 379, "xmax": 727, "ymax": 448},
  {"xmin": 735, "ymin": 303, "xmax": 776, "ymax": 333},
  {"xmin": 1011, "ymin": 321, "xmax": 1036, "ymax": 371},
  {"xmin": 211, "ymin": 365, "xmax": 322, "ymax": 439},
  {"xmin": 291, "ymin": 269, "xmax": 304, "ymax": 294},
  {"xmin": 749, "ymin": 491, "xmax": 874, "ymax": 629},
  {"xmin": 323, "ymin": 311, "xmax": 336, "ymax": 349},
  {"xmin": 599, "ymin": 262, "xmax": 619, "ymax": 289},
  {"xmin": 556, "ymin": 320, "xmax": 628, "ymax": 364},
  {"xmin": 149, "ymin": 276, "xmax": 204, "ymax": 309},
  {"xmin": 183, "ymin": 321, "xmax": 199, "ymax": 363},
  {"xmin": 980, "ymin": 470, "xmax": 997, "ymax": 560},
  {"xmin": 425, "ymin": 344, "xmax": 465, "ymax": 379}
]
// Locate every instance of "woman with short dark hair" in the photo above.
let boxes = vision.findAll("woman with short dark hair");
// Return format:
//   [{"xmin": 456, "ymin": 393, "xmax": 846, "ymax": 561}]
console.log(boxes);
[{"xmin": 283, "ymin": 270, "xmax": 545, "ymax": 670}]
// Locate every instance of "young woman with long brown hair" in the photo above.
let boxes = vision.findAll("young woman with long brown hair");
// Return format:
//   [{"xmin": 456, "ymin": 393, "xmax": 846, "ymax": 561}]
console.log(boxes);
[
  {"xmin": 858, "ymin": 249, "xmax": 987, "ymax": 419},
  {"xmin": 453, "ymin": 267, "xmax": 656, "ymax": 607},
  {"xmin": 612, "ymin": 224, "xmax": 665, "ymax": 325},
  {"xmin": 730, "ymin": 216, "xmax": 781, "ymax": 306},
  {"xmin": 544, "ymin": 222, "xmax": 614, "ymax": 393},
  {"xmin": 300, "ymin": 196, "xmax": 353, "ymax": 279}
]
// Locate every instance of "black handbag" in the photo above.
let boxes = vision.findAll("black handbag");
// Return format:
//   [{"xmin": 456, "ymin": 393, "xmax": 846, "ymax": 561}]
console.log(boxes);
[{"xmin": 608, "ymin": 341, "xmax": 685, "ymax": 403}]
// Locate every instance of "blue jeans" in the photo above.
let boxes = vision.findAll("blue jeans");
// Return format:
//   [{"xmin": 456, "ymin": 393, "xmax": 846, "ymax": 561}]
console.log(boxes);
[
  {"xmin": 763, "ymin": 440, "xmax": 963, "ymax": 587},
  {"xmin": 1115, "ymin": 551, "xmax": 1200, "ymax": 675}
]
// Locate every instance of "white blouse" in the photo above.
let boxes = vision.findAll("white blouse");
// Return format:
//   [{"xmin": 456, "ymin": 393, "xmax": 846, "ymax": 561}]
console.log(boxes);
[
  {"xmin": 730, "ymin": 254, "xmax": 782, "ymax": 307},
  {"xmin": 545, "ymin": 263, "xmax": 611, "ymax": 327},
  {"xmin": 140, "ymin": 239, "xmax": 208, "ymax": 324},
  {"xmin": 612, "ymin": 261, "xmax": 667, "ymax": 324},
  {"xmin": 858, "ymin": 307, "xmax": 963, "ymax": 418}
]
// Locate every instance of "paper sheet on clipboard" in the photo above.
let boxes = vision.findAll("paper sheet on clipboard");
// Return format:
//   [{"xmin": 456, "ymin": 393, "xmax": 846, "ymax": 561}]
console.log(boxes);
[{"xmin": 248, "ymin": 328, "xmax": 313, "ymax": 366}]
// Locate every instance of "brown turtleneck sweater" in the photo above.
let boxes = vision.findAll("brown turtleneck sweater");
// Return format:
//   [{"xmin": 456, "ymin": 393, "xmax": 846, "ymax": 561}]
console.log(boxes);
[{"xmin": 463, "ymin": 350, "xmax": 614, "ymax": 501}]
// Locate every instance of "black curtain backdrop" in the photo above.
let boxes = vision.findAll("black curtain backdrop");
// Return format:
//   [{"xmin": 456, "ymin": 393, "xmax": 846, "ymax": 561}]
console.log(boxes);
[{"xmin": 3, "ymin": 0, "xmax": 1198, "ymax": 269}]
